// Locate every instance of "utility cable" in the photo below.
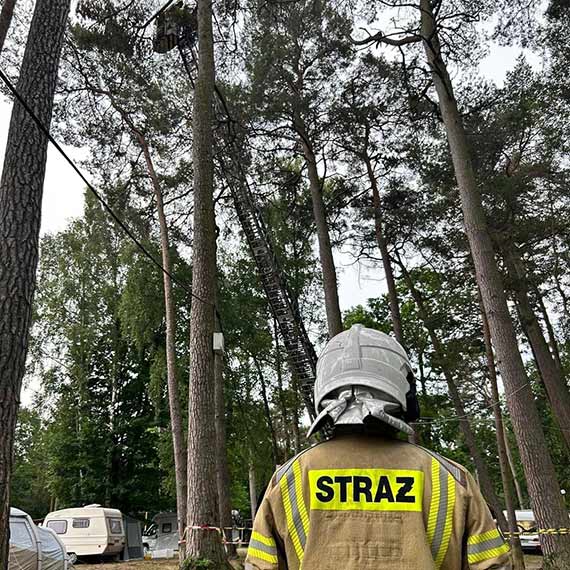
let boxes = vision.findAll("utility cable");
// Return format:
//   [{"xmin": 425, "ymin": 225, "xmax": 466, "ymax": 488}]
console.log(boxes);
[
  {"xmin": 0, "ymin": 66, "xmax": 216, "ymax": 312},
  {"xmin": 139, "ymin": 0, "xmax": 177, "ymax": 32},
  {"xmin": 415, "ymin": 379, "xmax": 534, "ymax": 425}
]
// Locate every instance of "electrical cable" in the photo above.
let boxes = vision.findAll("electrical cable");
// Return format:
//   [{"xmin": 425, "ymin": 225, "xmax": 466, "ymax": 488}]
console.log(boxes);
[
  {"xmin": 415, "ymin": 379, "xmax": 534, "ymax": 425},
  {"xmin": 0, "ymin": 66, "xmax": 216, "ymax": 312},
  {"xmin": 139, "ymin": 0, "xmax": 177, "ymax": 31}
]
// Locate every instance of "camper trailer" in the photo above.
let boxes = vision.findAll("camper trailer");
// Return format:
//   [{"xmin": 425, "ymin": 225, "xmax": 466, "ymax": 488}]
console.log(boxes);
[
  {"xmin": 43, "ymin": 504, "xmax": 125, "ymax": 560},
  {"xmin": 9, "ymin": 507, "xmax": 68, "ymax": 570},
  {"xmin": 502, "ymin": 509, "xmax": 541, "ymax": 552},
  {"xmin": 142, "ymin": 512, "xmax": 179, "ymax": 558}
]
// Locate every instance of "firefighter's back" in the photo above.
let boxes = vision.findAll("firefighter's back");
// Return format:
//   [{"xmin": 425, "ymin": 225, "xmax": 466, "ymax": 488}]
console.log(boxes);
[
  {"xmin": 291, "ymin": 434, "xmax": 443, "ymax": 569},
  {"xmin": 247, "ymin": 433, "xmax": 510, "ymax": 570},
  {"xmin": 246, "ymin": 326, "xmax": 510, "ymax": 570}
]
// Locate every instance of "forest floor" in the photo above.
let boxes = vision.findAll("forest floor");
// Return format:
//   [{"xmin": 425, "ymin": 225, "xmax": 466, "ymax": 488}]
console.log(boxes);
[
  {"xmin": 79, "ymin": 551, "xmax": 248, "ymax": 570},
  {"xmin": 79, "ymin": 552, "xmax": 543, "ymax": 570}
]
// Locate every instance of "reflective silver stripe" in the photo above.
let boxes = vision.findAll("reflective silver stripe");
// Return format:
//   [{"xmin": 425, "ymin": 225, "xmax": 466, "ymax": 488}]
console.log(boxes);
[
  {"xmin": 467, "ymin": 536, "xmax": 507, "ymax": 555},
  {"xmin": 276, "ymin": 444, "xmax": 320, "ymax": 484},
  {"xmin": 433, "ymin": 452, "xmax": 462, "ymax": 483},
  {"xmin": 285, "ymin": 467, "xmax": 307, "ymax": 548},
  {"xmin": 249, "ymin": 539, "xmax": 277, "ymax": 556},
  {"xmin": 430, "ymin": 463, "xmax": 449, "ymax": 559},
  {"xmin": 422, "ymin": 448, "xmax": 466, "ymax": 487},
  {"xmin": 276, "ymin": 458, "xmax": 294, "ymax": 483}
]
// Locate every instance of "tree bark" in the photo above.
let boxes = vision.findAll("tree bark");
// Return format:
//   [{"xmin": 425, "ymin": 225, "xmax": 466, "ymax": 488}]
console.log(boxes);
[
  {"xmin": 253, "ymin": 355, "xmax": 279, "ymax": 468},
  {"xmin": 185, "ymin": 0, "xmax": 226, "ymax": 561},
  {"xmin": 396, "ymin": 258, "xmax": 508, "ymax": 532},
  {"xmin": 502, "ymin": 245, "xmax": 570, "ymax": 451},
  {"xmin": 214, "ymin": 344, "xmax": 236, "ymax": 558},
  {"xmin": 274, "ymin": 318, "xmax": 292, "ymax": 457},
  {"xmin": 363, "ymin": 155, "xmax": 404, "ymax": 346},
  {"xmin": 291, "ymin": 375, "xmax": 302, "ymax": 454},
  {"xmin": 479, "ymin": 292, "xmax": 525, "ymax": 570},
  {"xmin": 535, "ymin": 290, "xmax": 563, "ymax": 373},
  {"xmin": 0, "ymin": 1, "xmax": 70, "ymax": 568},
  {"xmin": 505, "ymin": 430, "xmax": 525, "ymax": 509},
  {"xmin": 248, "ymin": 460, "xmax": 258, "ymax": 518},
  {"xmin": 294, "ymin": 116, "xmax": 343, "ymax": 338},
  {"xmin": 138, "ymin": 134, "xmax": 188, "ymax": 551},
  {"xmin": 0, "ymin": 0, "xmax": 16, "ymax": 53},
  {"xmin": 420, "ymin": 1, "xmax": 570, "ymax": 564}
]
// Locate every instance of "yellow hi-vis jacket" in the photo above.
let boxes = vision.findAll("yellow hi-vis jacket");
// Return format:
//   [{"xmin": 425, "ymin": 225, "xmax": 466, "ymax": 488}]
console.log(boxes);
[{"xmin": 246, "ymin": 434, "xmax": 511, "ymax": 570}]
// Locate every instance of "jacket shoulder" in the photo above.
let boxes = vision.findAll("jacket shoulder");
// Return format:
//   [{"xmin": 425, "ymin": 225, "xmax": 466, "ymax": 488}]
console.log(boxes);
[
  {"xmin": 414, "ymin": 445, "xmax": 468, "ymax": 488},
  {"xmin": 274, "ymin": 441, "xmax": 328, "ymax": 484}
]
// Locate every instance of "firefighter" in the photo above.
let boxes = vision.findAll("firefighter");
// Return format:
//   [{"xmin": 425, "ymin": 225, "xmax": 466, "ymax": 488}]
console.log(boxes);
[{"xmin": 245, "ymin": 324, "xmax": 511, "ymax": 570}]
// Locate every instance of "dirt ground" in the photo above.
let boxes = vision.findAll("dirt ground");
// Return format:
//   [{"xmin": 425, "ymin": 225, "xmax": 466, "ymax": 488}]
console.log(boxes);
[
  {"xmin": 524, "ymin": 554, "xmax": 544, "ymax": 569},
  {"xmin": 80, "ymin": 552, "xmax": 544, "ymax": 570},
  {"xmin": 79, "ymin": 552, "xmax": 248, "ymax": 570}
]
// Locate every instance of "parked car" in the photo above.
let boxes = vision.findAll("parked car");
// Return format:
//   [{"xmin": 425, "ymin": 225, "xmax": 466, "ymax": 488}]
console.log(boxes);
[{"xmin": 43, "ymin": 504, "xmax": 125, "ymax": 561}]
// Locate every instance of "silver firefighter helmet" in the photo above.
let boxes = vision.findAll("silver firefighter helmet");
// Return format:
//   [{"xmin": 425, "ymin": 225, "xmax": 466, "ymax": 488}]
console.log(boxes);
[{"xmin": 307, "ymin": 324, "xmax": 418, "ymax": 437}]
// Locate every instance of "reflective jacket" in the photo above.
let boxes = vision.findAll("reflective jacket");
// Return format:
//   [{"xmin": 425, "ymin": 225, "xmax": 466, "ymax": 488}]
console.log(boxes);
[{"xmin": 246, "ymin": 434, "xmax": 511, "ymax": 570}]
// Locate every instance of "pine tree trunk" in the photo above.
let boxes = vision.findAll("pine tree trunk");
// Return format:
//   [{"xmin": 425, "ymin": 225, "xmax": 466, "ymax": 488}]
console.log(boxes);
[
  {"xmin": 505, "ymin": 432, "xmax": 525, "ymax": 509},
  {"xmin": 214, "ymin": 346, "xmax": 236, "ymax": 557},
  {"xmin": 274, "ymin": 318, "xmax": 292, "ymax": 457},
  {"xmin": 185, "ymin": 0, "xmax": 226, "ymax": 561},
  {"xmin": 502, "ymin": 245, "xmax": 570, "ymax": 451},
  {"xmin": 397, "ymin": 259, "xmax": 508, "ymax": 532},
  {"xmin": 364, "ymin": 156, "xmax": 404, "ymax": 346},
  {"xmin": 0, "ymin": 1, "xmax": 70, "ymax": 568},
  {"xmin": 291, "ymin": 374, "xmax": 302, "ymax": 454},
  {"xmin": 294, "ymin": 117, "xmax": 342, "ymax": 338},
  {"xmin": 253, "ymin": 356, "xmax": 279, "ymax": 467},
  {"xmin": 138, "ymin": 134, "xmax": 188, "ymax": 549},
  {"xmin": 248, "ymin": 460, "xmax": 258, "ymax": 518},
  {"xmin": 420, "ymin": 1, "xmax": 570, "ymax": 564},
  {"xmin": 535, "ymin": 290, "xmax": 563, "ymax": 372},
  {"xmin": 480, "ymin": 292, "xmax": 525, "ymax": 570},
  {"xmin": 0, "ymin": 0, "xmax": 16, "ymax": 53}
]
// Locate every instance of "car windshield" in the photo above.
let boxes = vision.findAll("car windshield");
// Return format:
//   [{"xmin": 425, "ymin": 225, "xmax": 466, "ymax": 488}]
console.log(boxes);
[{"xmin": 143, "ymin": 523, "xmax": 157, "ymax": 536}]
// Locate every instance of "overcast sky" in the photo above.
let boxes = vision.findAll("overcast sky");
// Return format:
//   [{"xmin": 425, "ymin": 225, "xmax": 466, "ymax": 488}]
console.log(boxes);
[
  {"xmin": 2, "ymin": 33, "xmax": 539, "ymax": 407},
  {"xmin": 0, "ymin": 32, "xmax": 543, "ymax": 406},
  {"xmin": 0, "ymin": 41, "xmax": 541, "ymax": 314}
]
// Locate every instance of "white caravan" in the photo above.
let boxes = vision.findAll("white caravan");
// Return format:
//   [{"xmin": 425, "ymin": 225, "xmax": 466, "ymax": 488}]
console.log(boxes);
[
  {"xmin": 43, "ymin": 504, "xmax": 125, "ymax": 560},
  {"xmin": 502, "ymin": 509, "xmax": 542, "ymax": 552},
  {"xmin": 142, "ymin": 512, "xmax": 179, "ymax": 558}
]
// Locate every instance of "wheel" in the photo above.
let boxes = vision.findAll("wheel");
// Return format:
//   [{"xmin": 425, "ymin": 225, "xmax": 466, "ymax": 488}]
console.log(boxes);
[{"xmin": 68, "ymin": 553, "xmax": 77, "ymax": 565}]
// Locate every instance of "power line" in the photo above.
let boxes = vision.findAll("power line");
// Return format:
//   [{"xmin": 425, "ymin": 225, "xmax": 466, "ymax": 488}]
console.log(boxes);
[
  {"xmin": 415, "ymin": 380, "xmax": 534, "ymax": 426},
  {"xmin": 139, "ymin": 0, "xmax": 178, "ymax": 32},
  {"xmin": 0, "ymin": 66, "xmax": 216, "ymax": 312}
]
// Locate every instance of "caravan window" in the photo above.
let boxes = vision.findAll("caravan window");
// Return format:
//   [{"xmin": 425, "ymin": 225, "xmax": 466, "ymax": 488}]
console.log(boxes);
[
  {"xmin": 161, "ymin": 522, "xmax": 172, "ymax": 534},
  {"xmin": 46, "ymin": 520, "xmax": 67, "ymax": 535},
  {"xmin": 109, "ymin": 518, "xmax": 123, "ymax": 534},
  {"xmin": 72, "ymin": 518, "xmax": 90, "ymax": 529},
  {"xmin": 10, "ymin": 520, "xmax": 34, "ymax": 547}
]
